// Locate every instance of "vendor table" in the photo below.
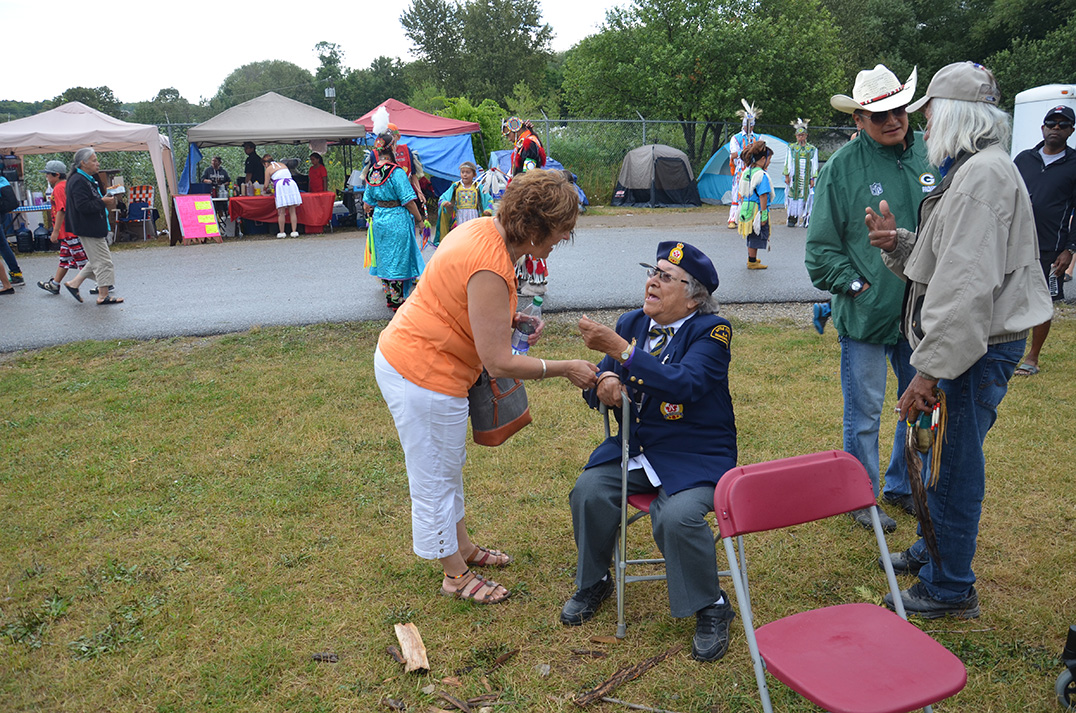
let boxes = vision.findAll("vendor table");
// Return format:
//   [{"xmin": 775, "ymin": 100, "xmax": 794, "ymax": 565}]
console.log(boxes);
[{"xmin": 228, "ymin": 192, "xmax": 334, "ymax": 233}]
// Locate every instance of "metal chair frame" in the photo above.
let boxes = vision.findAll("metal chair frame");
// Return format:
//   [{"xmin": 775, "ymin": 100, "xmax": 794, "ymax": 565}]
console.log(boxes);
[{"xmin": 601, "ymin": 392, "xmax": 744, "ymax": 638}]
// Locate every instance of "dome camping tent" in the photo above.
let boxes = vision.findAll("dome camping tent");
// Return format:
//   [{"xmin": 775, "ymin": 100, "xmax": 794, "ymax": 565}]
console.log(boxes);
[
  {"xmin": 697, "ymin": 133, "xmax": 789, "ymax": 206},
  {"xmin": 611, "ymin": 144, "xmax": 700, "ymax": 208}
]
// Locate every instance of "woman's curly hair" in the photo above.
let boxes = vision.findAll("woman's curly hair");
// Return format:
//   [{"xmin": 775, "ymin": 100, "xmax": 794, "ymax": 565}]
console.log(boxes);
[{"xmin": 497, "ymin": 170, "xmax": 579, "ymax": 248}]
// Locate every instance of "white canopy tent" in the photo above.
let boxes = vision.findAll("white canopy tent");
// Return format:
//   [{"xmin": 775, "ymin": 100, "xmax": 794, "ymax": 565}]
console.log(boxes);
[
  {"xmin": 0, "ymin": 101, "xmax": 179, "ymax": 225},
  {"xmin": 187, "ymin": 92, "xmax": 367, "ymax": 147}
]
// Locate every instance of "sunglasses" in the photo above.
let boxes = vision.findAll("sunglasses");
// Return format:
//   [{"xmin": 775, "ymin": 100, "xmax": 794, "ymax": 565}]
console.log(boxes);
[
  {"xmin": 859, "ymin": 106, "xmax": 907, "ymax": 125},
  {"xmin": 1045, "ymin": 119, "xmax": 1074, "ymax": 129},
  {"xmin": 640, "ymin": 263, "xmax": 689, "ymax": 285}
]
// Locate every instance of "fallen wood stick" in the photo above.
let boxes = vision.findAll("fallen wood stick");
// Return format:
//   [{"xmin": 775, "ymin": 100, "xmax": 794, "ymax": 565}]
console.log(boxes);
[
  {"xmin": 386, "ymin": 645, "xmax": 406, "ymax": 664},
  {"xmin": 574, "ymin": 644, "xmax": 683, "ymax": 707},
  {"xmin": 570, "ymin": 649, "xmax": 608, "ymax": 658},
  {"xmin": 601, "ymin": 696, "xmax": 687, "ymax": 713},
  {"xmin": 486, "ymin": 648, "xmax": 519, "ymax": 674},
  {"xmin": 466, "ymin": 693, "xmax": 502, "ymax": 705},
  {"xmin": 436, "ymin": 690, "xmax": 472, "ymax": 712},
  {"xmin": 394, "ymin": 622, "xmax": 430, "ymax": 673}
]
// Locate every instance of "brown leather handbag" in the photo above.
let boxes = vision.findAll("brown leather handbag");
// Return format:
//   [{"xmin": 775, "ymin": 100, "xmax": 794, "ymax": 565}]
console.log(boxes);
[{"xmin": 468, "ymin": 369, "xmax": 531, "ymax": 446}]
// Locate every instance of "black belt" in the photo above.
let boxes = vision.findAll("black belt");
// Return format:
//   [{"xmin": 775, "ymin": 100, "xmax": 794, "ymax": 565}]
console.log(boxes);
[{"xmin": 377, "ymin": 200, "xmax": 401, "ymax": 208}]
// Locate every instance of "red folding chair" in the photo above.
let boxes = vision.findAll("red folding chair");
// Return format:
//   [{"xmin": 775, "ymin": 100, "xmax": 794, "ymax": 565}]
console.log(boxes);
[
  {"xmin": 602, "ymin": 392, "xmax": 743, "ymax": 638},
  {"xmin": 715, "ymin": 450, "xmax": 967, "ymax": 713}
]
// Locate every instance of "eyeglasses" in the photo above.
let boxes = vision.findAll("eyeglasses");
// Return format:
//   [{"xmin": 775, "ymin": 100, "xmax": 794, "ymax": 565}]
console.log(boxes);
[
  {"xmin": 859, "ymin": 106, "xmax": 907, "ymax": 125},
  {"xmin": 640, "ymin": 262, "xmax": 689, "ymax": 285},
  {"xmin": 1045, "ymin": 119, "xmax": 1074, "ymax": 129}
]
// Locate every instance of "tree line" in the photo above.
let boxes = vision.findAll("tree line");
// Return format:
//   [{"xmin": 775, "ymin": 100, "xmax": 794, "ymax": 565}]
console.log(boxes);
[{"xmin": 4, "ymin": 0, "xmax": 1074, "ymax": 162}]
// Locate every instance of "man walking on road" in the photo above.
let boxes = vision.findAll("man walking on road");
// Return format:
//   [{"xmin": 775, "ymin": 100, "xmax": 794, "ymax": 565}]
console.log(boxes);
[{"xmin": 805, "ymin": 64, "xmax": 939, "ymax": 532}]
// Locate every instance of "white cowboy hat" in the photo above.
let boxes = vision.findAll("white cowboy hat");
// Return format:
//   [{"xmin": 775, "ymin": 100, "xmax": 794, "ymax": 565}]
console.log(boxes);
[{"xmin": 831, "ymin": 65, "xmax": 918, "ymax": 114}]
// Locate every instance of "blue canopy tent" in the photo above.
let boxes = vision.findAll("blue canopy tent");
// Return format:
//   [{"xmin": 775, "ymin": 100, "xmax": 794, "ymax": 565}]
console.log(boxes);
[{"xmin": 697, "ymin": 133, "xmax": 789, "ymax": 206}]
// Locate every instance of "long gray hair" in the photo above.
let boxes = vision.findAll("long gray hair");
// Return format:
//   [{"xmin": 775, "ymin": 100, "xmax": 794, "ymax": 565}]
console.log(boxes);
[
  {"xmin": 925, "ymin": 97, "xmax": 1012, "ymax": 167},
  {"xmin": 71, "ymin": 147, "xmax": 96, "ymax": 176}
]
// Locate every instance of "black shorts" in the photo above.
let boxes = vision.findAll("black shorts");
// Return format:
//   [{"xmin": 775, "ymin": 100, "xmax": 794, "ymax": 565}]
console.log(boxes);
[{"xmin": 1040, "ymin": 251, "xmax": 1064, "ymax": 301}]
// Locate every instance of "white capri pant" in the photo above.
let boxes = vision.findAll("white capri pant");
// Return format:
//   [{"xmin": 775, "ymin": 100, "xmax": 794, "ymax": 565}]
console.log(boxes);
[{"xmin": 374, "ymin": 346, "xmax": 469, "ymax": 560}]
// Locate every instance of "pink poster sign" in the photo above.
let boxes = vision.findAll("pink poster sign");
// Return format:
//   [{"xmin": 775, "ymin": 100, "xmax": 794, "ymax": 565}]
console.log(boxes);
[{"xmin": 174, "ymin": 194, "xmax": 221, "ymax": 241}]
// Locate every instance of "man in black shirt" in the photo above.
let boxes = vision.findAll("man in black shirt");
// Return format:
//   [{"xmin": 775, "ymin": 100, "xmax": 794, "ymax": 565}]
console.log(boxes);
[
  {"xmin": 243, "ymin": 142, "xmax": 264, "ymax": 187},
  {"xmin": 201, "ymin": 156, "xmax": 230, "ymax": 185},
  {"xmin": 1013, "ymin": 105, "xmax": 1076, "ymax": 375}
]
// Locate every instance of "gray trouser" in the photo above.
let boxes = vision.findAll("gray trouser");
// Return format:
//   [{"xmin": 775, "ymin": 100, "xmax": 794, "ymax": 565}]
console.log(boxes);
[
  {"xmin": 77, "ymin": 235, "xmax": 115, "ymax": 289},
  {"xmin": 569, "ymin": 461, "xmax": 720, "ymax": 618}
]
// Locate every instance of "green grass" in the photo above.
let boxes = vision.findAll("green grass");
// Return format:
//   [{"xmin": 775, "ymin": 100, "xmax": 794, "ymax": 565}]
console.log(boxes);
[{"xmin": 1, "ymin": 311, "xmax": 1074, "ymax": 712}]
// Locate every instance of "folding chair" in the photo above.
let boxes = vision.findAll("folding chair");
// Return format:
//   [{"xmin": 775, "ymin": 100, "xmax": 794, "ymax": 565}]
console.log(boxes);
[
  {"xmin": 124, "ymin": 185, "xmax": 155, "ymax": 241},
  {"xmin": 715, "ymin": 450, "xmax": 967, "ymax": 713},
  {"xmin": 601, "ymin": 392, "xmax": 743, "ymax": 638}
]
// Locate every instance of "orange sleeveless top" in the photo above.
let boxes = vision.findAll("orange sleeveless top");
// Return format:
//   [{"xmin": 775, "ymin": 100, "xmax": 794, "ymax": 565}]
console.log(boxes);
[{"xmin": 378, "ymin": 218, "xmax": 518, "ymax": 397}]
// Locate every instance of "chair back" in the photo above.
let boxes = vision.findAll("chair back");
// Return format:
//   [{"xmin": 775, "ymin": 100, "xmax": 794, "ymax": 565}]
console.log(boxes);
[
  {"xmin": 129, "ymin": 185, "xmax": 154, "ymax": 205},
  {"xmin": 716, "ymin": 450, "xmax": 875, "ymax": 538}
]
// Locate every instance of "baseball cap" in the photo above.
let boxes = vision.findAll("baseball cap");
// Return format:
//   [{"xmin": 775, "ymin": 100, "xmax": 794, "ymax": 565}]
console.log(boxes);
[
  {"xmin": 907, "ymin": 62, "xmax": 1000, "ymax": 113},
  {"xmin": 40, "ymin": 160, "xmax": 67, "ymax": 175},
  {"xmin": 1044, "ymin": 105, "xmax": 1076, "ymax": 123}
]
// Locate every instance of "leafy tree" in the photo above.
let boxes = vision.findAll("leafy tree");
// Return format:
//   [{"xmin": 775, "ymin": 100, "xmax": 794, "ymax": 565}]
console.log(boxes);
[
  {"xmin": 128, "ymin": 88, "xmax": 208, "ymax": 124},
  {"xmin": 337, "ymin": 57, "xmax": 411, "ymax": 119},
  {"xmin": 211, "ymin": 61, "xmax": 318, "ymax": 111},
  {"xmin": 505, "ymin": 81, "xmax": 558, "ymax": 121},
  {"xmin": 0, "ymin": 100, "xmax": 48, "ymax": 121},
  {"xmin": 48, "ymin": 87, "xmax": 123, "ymax": 117},
  {"xmin": 400, "ymin": 0, "xmax": 552, "ymax": 103},
  {"xmin": 989, "ymin": 17, "xmax": 1076, "ymax": 106},
  {"xmin": 562, "ymin": 0, "xmax": 844, "ymax": 161},
  {"xmin": 438, "ymin": 95, "xmax": 507, "ymax": 167}
]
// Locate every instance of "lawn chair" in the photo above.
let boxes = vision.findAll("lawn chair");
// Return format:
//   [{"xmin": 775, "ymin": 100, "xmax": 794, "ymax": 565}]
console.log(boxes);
[
  {"xmin": 123, "ymin": 185, "xmax": 155, "ymax": 241},
  {"xmin": 601, "ymin": 392, "xmax": 743, "ymax": 639},
  {"xmin": 715, "ymin": 450, "xmax": 967, "ymax": 713}
]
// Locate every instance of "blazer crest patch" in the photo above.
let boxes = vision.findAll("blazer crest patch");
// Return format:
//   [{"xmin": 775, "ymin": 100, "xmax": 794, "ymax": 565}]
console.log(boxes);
[
  {"xmin": 660, "ymin": 402, "xmax": 684, "ymax": 420},
  {"xmin": 710, "ymin": 324, "xmax": 732, "ymax": 347}
]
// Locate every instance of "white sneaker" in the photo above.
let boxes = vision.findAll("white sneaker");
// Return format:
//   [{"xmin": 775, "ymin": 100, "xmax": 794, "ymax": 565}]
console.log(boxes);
[
  {"xmin": 290, "ymin": 231, "xmax": 299, "ymax": 238},
  {"xmin": 276, "ymin": 232, "xmax": 286, "ymax": 238}
]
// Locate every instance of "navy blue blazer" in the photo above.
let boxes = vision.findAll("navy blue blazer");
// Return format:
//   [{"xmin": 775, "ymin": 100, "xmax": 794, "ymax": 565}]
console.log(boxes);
[{"xmin": 582, "ymin": 309, "xmax": 737, "ymax": 495}]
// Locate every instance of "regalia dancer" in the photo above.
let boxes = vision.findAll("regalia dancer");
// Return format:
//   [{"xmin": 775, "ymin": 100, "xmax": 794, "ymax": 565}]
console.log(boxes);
[
  {"xmin": 784, "ymin": 118, "xmax": 818, "ymax": 227},
  {"xmin": 727, "ymin": 100, "xmax": 760, "ymax": 229},
  {"xmin": 503, "ymin": 116, "xmax": 549, "ymax": 294}
]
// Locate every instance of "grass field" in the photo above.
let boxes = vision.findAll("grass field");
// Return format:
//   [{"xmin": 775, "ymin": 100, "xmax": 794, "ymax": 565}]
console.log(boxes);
[{"xmin": 2, "ymin": 309, "xmax": 1074, "ymax": 712}]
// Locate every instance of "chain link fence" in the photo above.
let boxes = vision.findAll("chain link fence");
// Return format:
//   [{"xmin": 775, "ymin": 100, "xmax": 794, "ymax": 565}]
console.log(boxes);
[{"xmin": 528, "ymin": 117, "xmax": 855, "ymax": 205}]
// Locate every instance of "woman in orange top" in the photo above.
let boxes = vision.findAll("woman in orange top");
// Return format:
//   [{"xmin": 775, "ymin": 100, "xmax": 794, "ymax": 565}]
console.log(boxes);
[{"xmin": 375, "ymin": 170, "xmax": 598, "ymax": 605}]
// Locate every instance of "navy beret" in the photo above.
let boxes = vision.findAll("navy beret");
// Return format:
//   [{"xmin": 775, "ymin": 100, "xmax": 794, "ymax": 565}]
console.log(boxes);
[{"xmin": 656, "ymin": 241, "xmax": 719, "ymax": 294}]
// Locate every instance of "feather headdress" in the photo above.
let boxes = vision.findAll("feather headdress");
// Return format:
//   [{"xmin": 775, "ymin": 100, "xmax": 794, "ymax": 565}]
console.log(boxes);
[
  {"xmin": 736, "ymin": 99, "xmax": 761, "ymax": 128},
  {"xmin": 791, "ymin": 117, "xmax": 810, "ymax": 134},
  {"xmin": 372, "ymin": 106, "xmax": 390, "ymax": 136}
]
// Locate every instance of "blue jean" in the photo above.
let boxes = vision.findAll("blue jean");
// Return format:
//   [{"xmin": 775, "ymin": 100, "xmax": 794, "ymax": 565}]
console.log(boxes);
[
  {"xmin": 907, "ymin": 339, "xmax": 1024, "ymax": 601},
  {"xmin": 840, "ymin": 336, "xmax": 916, "ymax": 498},
  {"xmin": 0, "ymin": 215, "xmax": 22, "ymax": 274}
]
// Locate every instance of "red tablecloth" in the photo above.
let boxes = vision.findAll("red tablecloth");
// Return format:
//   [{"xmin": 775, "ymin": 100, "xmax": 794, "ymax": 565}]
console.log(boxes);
[{"xmin": 228, "ymin": 192, "xmax": 334, "ymax": 232}]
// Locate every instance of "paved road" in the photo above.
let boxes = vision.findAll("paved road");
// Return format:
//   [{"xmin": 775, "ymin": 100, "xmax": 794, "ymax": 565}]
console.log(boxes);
[{"xmin": 0, "ymin": 222, "xmax": 827, "ymax": 352}]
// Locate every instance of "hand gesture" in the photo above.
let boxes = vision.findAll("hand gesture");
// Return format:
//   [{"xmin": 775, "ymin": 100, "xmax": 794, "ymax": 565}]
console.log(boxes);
[{"xmin": 866, "ymin": 200, "xmax": 898, "ymax": 251}]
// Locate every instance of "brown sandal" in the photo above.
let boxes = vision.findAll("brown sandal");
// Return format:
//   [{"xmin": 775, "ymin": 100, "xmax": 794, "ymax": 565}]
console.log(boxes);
[
  {"xmin": 466, "ymin": 545, "xmax": 512, "ymax": 568},
  {"xmin": 440, "ymin": 570, "xmax": 510, "ymax": 605}
]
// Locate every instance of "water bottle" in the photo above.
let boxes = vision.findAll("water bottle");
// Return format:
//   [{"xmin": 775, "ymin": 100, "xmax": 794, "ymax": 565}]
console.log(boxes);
[
  {"xmin": 1048, "ymin": 272, "xmax": 1059, "ymax": 298},
  {"xmin": 511, "ymin": 296, "xmax": 543, "ymax": 355}
]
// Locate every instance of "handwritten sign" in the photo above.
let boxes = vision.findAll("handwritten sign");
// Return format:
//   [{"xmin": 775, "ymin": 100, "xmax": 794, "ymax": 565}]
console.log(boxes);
[{"xmin": 173, "ymin": 194, "xmax": 222, "ymax": 242}]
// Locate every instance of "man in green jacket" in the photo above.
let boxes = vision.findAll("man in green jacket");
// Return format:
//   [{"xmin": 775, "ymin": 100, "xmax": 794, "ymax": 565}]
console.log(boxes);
[{"xmin": 805, "ymin": 65, "xmax": 939, "ymax": 534}]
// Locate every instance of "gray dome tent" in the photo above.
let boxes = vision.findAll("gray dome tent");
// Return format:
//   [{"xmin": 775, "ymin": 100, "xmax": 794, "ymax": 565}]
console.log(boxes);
[{"xmin": 611, "ymin": 144, "xmax": 700, "ymax": 208}]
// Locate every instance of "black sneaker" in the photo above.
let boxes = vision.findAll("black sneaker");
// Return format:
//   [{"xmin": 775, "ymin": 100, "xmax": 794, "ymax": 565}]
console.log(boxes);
[
  {"xmin": 37, "ymin": 280, "xmax": 60, "ymax": 294},
  {"xmin": 883, "ymin": 492, "xmax": 916, "ymax": 516},
  {"xmin": 884, "ymin": 581, "xmax": 980, "ymax": 619},
  {"xmin": 88, "ymin": 285, "xmax": 113, "ymax": 296},
  {"xmin": 10, "ymin": 271, "xmax": 25, "ymax": 285},
  {"xmin": 560, "ymin": 573, "xmax": 613, "ymax": 626},
  {"xmin": 849, "ymin": 506, "xmax": 896, "ymax": 533},
  {"xmin": 879, "ymin": 547, "xmax": 928, "ymax": 575},
  {"xmin": 692, "ymin": 600, "xmax": 736, "ymax": 662}
]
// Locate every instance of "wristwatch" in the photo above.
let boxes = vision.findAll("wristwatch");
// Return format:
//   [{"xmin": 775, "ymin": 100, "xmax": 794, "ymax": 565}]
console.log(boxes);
[
  {"xmin": 619, "ymin": 344, "xmax": 634, "ymax": 363},
  {"xmin": 848, "ymin": 278, "xmax": 865, "ymax": 295}
]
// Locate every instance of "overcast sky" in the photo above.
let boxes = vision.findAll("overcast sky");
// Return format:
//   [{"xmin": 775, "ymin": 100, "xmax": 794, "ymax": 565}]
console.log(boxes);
[{"xmin": 1, "ymin": 0, "xmax": 612, "ymax": 107}]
